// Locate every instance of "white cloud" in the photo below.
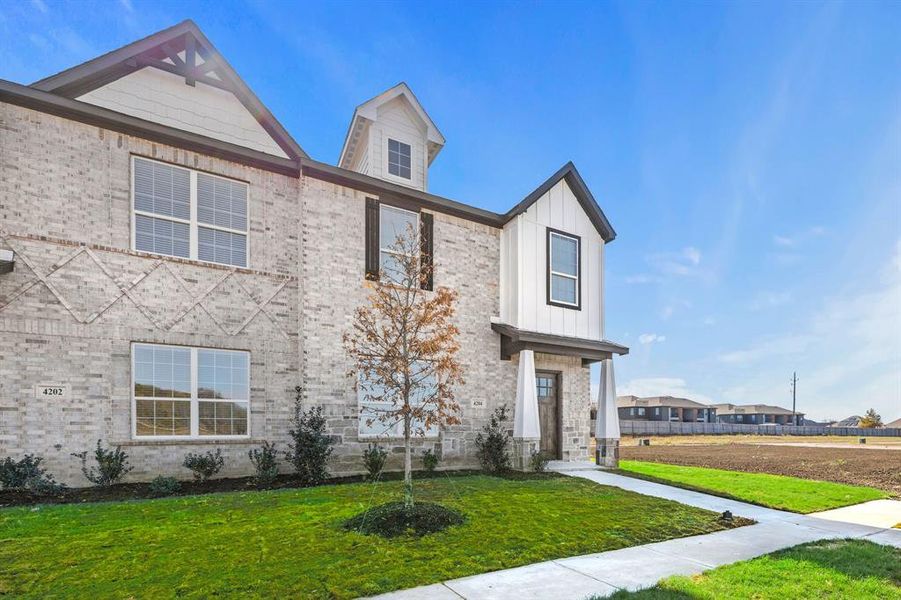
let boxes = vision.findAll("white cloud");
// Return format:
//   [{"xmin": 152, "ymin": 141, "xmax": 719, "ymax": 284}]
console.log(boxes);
[
  {"xmin": 638, "ymin": 333, "xmax": 666, "ymax": 345},
  {"xmin": 119, "ymin": 0, "xmax": 134, "ymax": 12},
  {"xmin": 647, "ymin": 246, "xmax": 704, "ymax": 277},
  {"xmin": 625, "ymin": 274, "xmax": 661, "ymax": 285},
  {"xmin": 748, "ymin": 290, "xmax": 793, "ymax": 311},
  {"xmin": 772, "ymin": 226, "xmax": 827, "ymax": 247},
  {"xmin": 31, "ymin": 0, "xmax": 48, "ymax": 14}
]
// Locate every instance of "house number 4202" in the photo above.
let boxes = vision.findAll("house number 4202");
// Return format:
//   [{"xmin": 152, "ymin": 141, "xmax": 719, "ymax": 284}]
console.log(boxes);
[{"xmin": 35, "ymin": 385, "xmax": 69, "ymax": 399}]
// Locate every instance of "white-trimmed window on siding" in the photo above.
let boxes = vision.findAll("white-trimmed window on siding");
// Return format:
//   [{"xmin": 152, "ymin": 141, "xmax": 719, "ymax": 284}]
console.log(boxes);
[
  {"xmin": 547, "ymin": 229, "xmax": 580, "ymax": 309},
  {"xmin": 379, "ymin": 203, "xmax": 419, "ymax": 284},
  {"xmin": 132, "ymin": 343, "xmax": 249, "ymax": 439},
  {"xmin": 387, "ymin": 138, "xmax": 412, "ymax": 179},
  {"xmin": 132, "ymin": 156, "xmax": 248, "ymax": 268}
]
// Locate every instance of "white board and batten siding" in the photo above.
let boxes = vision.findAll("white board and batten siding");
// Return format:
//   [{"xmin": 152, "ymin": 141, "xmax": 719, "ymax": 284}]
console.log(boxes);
[
  {"xmin": 500, "ymin": 179, "xmax": 604, "ymax": 341},
  {"xmin": 77, "ymin": 67, "xmax": 289, "ymax": 158},
  {"xmin": 365, "ymin": 96, "xmax": 429, "ymax": 192}
]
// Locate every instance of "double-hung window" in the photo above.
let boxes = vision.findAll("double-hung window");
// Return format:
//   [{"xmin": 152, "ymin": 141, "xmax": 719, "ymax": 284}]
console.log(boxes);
[
  {"xmin": 547, "ymin": 228, "xmax": 580, "ymax": 309},
  {"xmin": 133, "ymin": 157, "xmax": 248, "ymax": 267},
  {"xmin": 358, "ymin": 361, "xmax": 438, "ymax": 439},
  {"xmin": 133, "ymin": 343, "xmax": 249, "ymax": 439},
  {"xmin": 379, "ymin": 204, "xmax": 419, "ymax": 284},
  {"xmin": 387, "ymin": 138, "xmax": 412, "ymax": 179}
]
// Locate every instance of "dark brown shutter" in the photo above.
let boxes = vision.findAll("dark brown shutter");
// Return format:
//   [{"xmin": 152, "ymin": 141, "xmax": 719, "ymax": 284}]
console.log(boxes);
[
  {"xmin": 365, "ymin": 198, "xmax": 379, "ymax": 281},
  {"xmin": 420, "ymin": 212, "xmax": 433, "ymax": 290}
]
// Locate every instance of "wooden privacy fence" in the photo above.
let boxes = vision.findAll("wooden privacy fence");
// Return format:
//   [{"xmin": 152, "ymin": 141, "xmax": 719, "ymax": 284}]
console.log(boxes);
[{"xmin": 617, "ymin": 421, "xmax": 901, "ymax": 437}]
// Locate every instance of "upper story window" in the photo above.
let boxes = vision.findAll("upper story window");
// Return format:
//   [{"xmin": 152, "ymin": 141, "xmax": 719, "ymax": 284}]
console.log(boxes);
[
  {"xmin": 132, "ymin": 157, "xmax": 248, "ymax": 268},
  {"xmin": 547, "ymin": 228, "xmax": 580, "ymax": 309},
  {"xmin": 133, "ymin": 343, "xmax": 249, "ymax": 439},
  {"xmin": 379, "ymin": 204, "xmax": 418, "ymax": 284},
  {"xmin": 387, "ymin": 138, "xmax": 412, "ymax": 179}
]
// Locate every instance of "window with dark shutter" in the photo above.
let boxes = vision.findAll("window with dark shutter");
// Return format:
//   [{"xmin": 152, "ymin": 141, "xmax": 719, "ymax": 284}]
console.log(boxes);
[
  {"xmin": 420, "ymin": 212, "xmax": 433, "ymax": 290},
  {"xmin": 365, "ymin": 198, "xmax": 380, "ymax": 280}
]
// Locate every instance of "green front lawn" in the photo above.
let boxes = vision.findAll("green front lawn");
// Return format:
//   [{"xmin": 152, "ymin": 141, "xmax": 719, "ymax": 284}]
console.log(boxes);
[
  {"xmin": 599, "ymin": 539, "xmax": 901, "ymax": 599},
  {"xmin": 0, "ymin": 474, "xmax": 743, "ymax": 599},
  {"xmin": 619, "ymin": 460, "xmax": 887, "ymax": 513}
]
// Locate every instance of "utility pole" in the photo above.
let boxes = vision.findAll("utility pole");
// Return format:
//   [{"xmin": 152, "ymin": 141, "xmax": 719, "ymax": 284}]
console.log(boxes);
[{"xmin": 790, "ymin": 372, "xmax": 798, "ymax": 426}]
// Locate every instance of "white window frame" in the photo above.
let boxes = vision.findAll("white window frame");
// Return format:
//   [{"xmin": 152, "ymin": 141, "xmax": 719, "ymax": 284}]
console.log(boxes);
[
  {"xmin": 379, "ymin": 203, "xmax": 419, "ymax": 283},
  {"xmin": 130, "ymin": 156, "xmax": 250, "ymax": 268},
  {"xmin": 131, "ymin": 342, "xmax": 250, "ymax": 441},
  {"xmin": 383, "ymin": 136, "xmax": 414, "ymax": 184},
  {"xmin": 548, "ymin": 230, "xmax": 581, "ymax": 308}
]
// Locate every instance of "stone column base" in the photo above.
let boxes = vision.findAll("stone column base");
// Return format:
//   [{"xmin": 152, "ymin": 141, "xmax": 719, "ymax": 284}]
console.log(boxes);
[
  {"xmin": 512, "ymin": 438, "xmax": 540, "ymax": 471},
  {"xmin": 595, "ymin": 438, "xmax": 620, "ymax": 468}
]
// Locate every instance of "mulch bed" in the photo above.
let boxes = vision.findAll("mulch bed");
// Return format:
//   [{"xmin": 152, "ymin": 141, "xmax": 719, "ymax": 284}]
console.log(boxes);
[
  {"xmin": 621, "ymin": 443, "xmax": 901, "ymax": 495},
  {"xmin": 0, "ymin": 469, "xmax": 552, "ymax": 508}
]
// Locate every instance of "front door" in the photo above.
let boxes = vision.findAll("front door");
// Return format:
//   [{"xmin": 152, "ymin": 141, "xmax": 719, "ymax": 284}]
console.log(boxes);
[{"xmin": 536, "ymin": 373, "xmax": 560, "ymax": 458}]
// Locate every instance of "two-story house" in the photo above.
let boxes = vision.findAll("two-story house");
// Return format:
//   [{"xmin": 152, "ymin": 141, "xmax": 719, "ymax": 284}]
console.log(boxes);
[
  {"xmin": 0, "ymin": 21, "xmax": 627, "ymax": 484},
  {"xmin": 616, "ymin": 396, "xmax": 716, "ymax": 423}
]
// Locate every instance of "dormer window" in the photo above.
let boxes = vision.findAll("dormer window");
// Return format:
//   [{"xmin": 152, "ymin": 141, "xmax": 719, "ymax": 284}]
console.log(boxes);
[
  {"xmin": 387, "ymin": 138, "xmax": 412, "ymax": 179},
  {"xmin": 547, "ymin": 228, "xmax": 581, "ymax": 309}
]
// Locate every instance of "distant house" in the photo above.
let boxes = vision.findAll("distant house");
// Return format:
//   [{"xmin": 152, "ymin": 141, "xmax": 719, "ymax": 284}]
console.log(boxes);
[
  {"xmin": 831, "ymin": 415, "xmax": 863, "ymax": 427},
  {"xmin": 616, "ymin": 396, "xmax": 717, "ymax": 423},
  {"xmin": 884, "ymin": 417, "xmax": 901, "ymax": 428},
  {"xmin": 711, "ymin": 404, "xmax": 803, "ymax": 425}
]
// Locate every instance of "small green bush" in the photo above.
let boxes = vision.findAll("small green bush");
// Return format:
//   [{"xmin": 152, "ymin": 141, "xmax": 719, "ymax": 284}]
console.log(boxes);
[
  {"xmin": 362, "ymin": 444, "xmax": 387, "ymax": 482},
  {"xmin": 248, "ymin": 441, "xmax": 279, "ymax": 488},
  {"xmin": 0, "ymin": 455, "xmax": 65, "ymax": 495},
  {"xmin": 343, "ymin": 501, "xmax": 465, "ymax": 537},
  {"xmin": 183, "ymin": 449, "xmax": 224, "ymax": 482},
  {"xmin": 148, "ymin": 475, "xmax": 181, "ymax": 497},
  {"xmin": 422, "ymin": 448, "xmax": 439, "ymax": 473},
  {"xmin": 475, "ymin": 405, "xmax": 511, "ymax": 473},
  {"xmin": 72, "ymin": 440, "xmax": 133, "ymax": 487},
  {"xmin": 530, "ymin": 450, "xmax": 551, "ymax": 473},
  {"xmin": 285, "ymin": 386, "xmax": 334, "ymax": 486}
]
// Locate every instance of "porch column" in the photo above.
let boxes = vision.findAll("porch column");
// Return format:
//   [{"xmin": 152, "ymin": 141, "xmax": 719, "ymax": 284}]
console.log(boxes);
[
  {"xmin": 595, "ymin": 358, "xmax": 620, "ymax": 468},
  {"xmin": 512, "ymin": 349, "xmax": 540, "ymax": 470}
]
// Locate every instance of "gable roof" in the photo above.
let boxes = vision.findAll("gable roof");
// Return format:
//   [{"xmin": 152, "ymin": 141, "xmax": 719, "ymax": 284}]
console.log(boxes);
[
  {"xmin": 617, "ymin": 396, "xmax": 709, "ymax": 409},
  {"xmin": 505, "ymin": 162, "xmax": 616, "ymax": 242},
  {"xmin": 31, "ymin": 19, "xmax": 307, "ymax": 161},
  {"xmin": 339, "ymin": 82, "xmax": 445, "ymax": 169}
]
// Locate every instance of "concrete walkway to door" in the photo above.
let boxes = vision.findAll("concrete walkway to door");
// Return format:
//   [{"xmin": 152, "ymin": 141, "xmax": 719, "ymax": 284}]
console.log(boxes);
[{"xmin": 367, "ymin": 463, "xmax": 901, "ymax": 600}]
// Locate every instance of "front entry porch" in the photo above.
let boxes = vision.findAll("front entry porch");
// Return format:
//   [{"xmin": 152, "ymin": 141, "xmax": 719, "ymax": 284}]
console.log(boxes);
[{"xmin": 491, "ymin": 322, "xmax": 628, "ymax": 469}]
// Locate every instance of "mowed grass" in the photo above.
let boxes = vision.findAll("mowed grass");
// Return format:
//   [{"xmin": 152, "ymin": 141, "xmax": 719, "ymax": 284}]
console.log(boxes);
[
  {"xmin": 619, "ymin": 460, "xmax": 888, "ymax": 513},
  {"xmin": 0, "ymin": 474, "xmax": 742, "ymax": 599},
  {"xmin": 599, "ymin": 539, "xmax": 901, "ymax": 599}
]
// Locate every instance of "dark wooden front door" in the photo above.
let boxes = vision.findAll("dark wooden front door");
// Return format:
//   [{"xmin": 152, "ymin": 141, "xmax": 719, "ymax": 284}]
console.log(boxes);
[{"xmin": 536, "ymin": 373, "xmax": 560, "ymax": 458}]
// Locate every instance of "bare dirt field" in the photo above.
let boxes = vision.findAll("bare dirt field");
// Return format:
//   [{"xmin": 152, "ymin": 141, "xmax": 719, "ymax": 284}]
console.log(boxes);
[{"xmin": 620, "ymin": 439, "xmax": 901, "ymax": 495}]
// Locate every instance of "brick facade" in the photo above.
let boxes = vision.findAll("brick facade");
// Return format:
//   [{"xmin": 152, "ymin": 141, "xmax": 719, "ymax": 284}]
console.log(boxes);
[{"xmin": 0, "ymin": 102, "xmax": 593, "ymax": 485}]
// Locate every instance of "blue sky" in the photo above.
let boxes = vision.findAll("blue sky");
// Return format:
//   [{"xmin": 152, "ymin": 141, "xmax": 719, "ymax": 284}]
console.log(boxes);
[{"xmin": 2, "ymin": 0, "xmax": 899, "ymax": 421}]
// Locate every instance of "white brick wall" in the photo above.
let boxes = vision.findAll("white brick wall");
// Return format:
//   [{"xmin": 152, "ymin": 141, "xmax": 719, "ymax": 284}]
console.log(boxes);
[{"xmin": 0, "ymin": 101, "xmax": 593, "ymax": 485}]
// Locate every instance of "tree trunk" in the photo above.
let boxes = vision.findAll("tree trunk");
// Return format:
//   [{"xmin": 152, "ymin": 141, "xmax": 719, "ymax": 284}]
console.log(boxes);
[{"xmin": 403, "ymin": 413, "xmax": 413, "ymax": 508}]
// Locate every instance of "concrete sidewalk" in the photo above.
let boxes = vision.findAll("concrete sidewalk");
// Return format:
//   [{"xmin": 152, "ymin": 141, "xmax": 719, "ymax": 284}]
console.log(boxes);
[{"xmin": 367, "ymin": 464, "xmax": 901, "ymax": 600}]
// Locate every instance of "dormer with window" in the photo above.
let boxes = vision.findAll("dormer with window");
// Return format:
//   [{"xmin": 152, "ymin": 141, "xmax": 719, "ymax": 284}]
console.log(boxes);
[{"xmin": 338, "ymin": 83, "xmax": 445, "ymax": 192}]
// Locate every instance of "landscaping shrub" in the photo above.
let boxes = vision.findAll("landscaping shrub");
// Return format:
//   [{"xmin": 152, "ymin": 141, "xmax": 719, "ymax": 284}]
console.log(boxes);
[
  {"xmin": 343, "ymin": 501, "xmax": 465, "ymax": 537},
  {"xmin": 422, "ymin": 448, "xmax": 439, "ymax": 473},
  {"xmin": 362, "ymin": 444, "xmax": 388, "ymax": 482},
  {"xmin": 285, "ymin": 386, "xmax": 334, "ymax": 485},
  {"xmin": 475, "ymin": 405, "xmax": 511, "ymax": 473},
  {"xmin": 183, "ymin": 449, "xmax": 224, "ymax": 482},
  {"xmin": 0, "ymin": 455, "xmax": 64, "ymax": 495},
  {"xmin": 148, "ymin": 476, "xmax": 181, "ymax": 497},
  {"xmin": 73, "ymin": 440, "xmax": 133, "ymax": 487},
  {"xmin": 248, "ymin": 441, "xmax": 279, "ymax": 488},
  {"xmin": 530, "ymin": 450, "xmax": 551, "ymax": 473}
]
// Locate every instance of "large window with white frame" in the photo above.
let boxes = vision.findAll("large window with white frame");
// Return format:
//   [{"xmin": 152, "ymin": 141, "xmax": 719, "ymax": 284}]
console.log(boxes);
[
  {"xmin": 132, "ymin": 156, "xmax": 248, "ymax": 268},
  {"xmin": 132, "ymin": 343, "xmax": 249, "ymax": 439},
  {"xmin": 357, "ymin": 363, "xmax": 438, "ymax": 439},
  {"xmin": 379, "ymin": 203, "xmax": 419, "ymax": 284},
  {"xmin": 387, "ymin": 138, "xmax": 412, "ymax": 179},
  {"xmin": 547, "ymin": 228, "xmax": 581, "ymax": 309}
]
